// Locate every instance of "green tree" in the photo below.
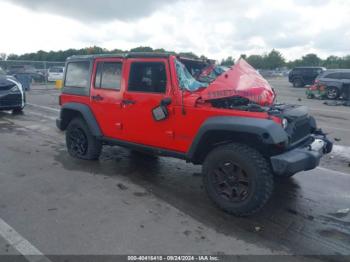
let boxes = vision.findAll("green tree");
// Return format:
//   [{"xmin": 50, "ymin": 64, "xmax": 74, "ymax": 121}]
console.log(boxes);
[
  {"xmin": 130, "ymin": 46, "xmax": 154, "ymax": 53},
  {"xmin": 0, "ymin": 53, "xmax": 6, "ymax": 60},
  {"xmin": 300, "ymin": 53, "xmax": 322, "ymax": 66},
  {"xmin": 221, "ymin": 56, "xmax": 235, "ymax": 67},
  {"xmin": 264, "ymin": 49, "xmax": 285, "ymax": 69},
  {"xmin": 246, "ymin": 55, "xmax": 264, "ymax": 69}
]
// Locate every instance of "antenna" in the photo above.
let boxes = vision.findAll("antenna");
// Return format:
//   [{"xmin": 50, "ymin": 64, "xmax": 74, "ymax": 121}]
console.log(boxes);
[{"xmin": 181, "ymin": 86, "xmax": 186, "ymax": 115}]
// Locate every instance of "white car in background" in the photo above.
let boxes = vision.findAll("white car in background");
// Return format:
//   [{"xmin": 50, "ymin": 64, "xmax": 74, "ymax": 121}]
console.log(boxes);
[{"xmin": 48, "ymin": 66, "xmax": 65, "ymax": 82}]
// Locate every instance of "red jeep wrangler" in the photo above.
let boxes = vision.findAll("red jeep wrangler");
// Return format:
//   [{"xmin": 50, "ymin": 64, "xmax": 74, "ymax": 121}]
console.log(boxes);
[{"xmin": 57, "ymin": 53, "xmax": 332, "ymax": 216}]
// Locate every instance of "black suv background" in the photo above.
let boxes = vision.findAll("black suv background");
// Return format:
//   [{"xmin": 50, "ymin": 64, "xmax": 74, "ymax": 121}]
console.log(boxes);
[{"xmin": 289, "ymin": 67, "xmax": 326, "ymax": 87}]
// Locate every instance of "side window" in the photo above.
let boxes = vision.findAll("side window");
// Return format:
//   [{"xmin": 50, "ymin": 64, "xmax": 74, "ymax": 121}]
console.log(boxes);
[
  {"xmin": 326, "ymin": 73, "xmax": 340, "ymax": 79},
  {"xmin": 65, "ymin": 61, "xmax": 90, "ymax": 88},
  {"xmin": 128, "ymin": 62, "xmax": 167, "ymax": 93},
  {"xmin": 95, "ymin": 62, "xmax": 122, "ymax": 90},
  {"xmin": 338, "ymin": 72, "xmax": 350, "ymax": 80}
]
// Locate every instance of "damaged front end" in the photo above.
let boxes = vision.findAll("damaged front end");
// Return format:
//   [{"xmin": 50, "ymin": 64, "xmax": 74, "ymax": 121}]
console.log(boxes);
[
  {"xmin": 192, "ymin": 59, "xmax": 333, "ymax": 176},
  {"xmin": 267, "ymin": 103, "xmax": 333, "ymax": 176},
  {"xmin": 200, "ymin": 59, "xmax": 276, "ymax": 106}
]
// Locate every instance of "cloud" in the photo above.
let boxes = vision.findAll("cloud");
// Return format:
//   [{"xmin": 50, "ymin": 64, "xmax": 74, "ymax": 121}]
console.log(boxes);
[
  {"xmin": 4, "ymin": 0, "xmax": 176, "ymax": 22},
  {"xmin": 0, "ymin": 0, "xmax": 350, "ymax": 60}
]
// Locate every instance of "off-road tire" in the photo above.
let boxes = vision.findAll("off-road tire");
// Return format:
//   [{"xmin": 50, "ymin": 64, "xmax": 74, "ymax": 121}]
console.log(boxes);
[
  {"xmin": 326, "ymin": 86, "xmax": 340, "ymax": 100},
  {"xmin": 66, "ymin": 118, "xmax": 102, "ymax": 160},
  {"xmin": 203, "ymin": 143, "xmax": 274, "ymax": 216},
  {"xmin": 293, "ymin": 78, "xmax": 304, "ymax": 88},
  {"xmin": 12, "ymin": 107, "xmax": 24, "ymax": 114}
]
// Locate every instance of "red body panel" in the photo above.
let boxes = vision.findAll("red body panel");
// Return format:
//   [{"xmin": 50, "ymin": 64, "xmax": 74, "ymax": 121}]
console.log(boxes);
[
  {"xmin": 200, "ymin": 59, "xmax": 275, "ymax": 106},
  {"xmin": 61, "ymin": 55, "xmax": 279, "ymax": 154}
]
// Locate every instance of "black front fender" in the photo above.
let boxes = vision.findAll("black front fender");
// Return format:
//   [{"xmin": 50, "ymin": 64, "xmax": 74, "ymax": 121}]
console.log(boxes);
[{"xmin": 187, "ymin": 116, "xmax": 288, "ymax": 162}]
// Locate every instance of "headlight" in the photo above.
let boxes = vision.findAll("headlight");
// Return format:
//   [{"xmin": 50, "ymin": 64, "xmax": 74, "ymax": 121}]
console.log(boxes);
[
  {"xmin": 10, "ymin": 85, "xmax": 20, "ymax": 93},
  {"xmin": 282, "ymin": 118, "xmax": 288, "ymax": 129}
]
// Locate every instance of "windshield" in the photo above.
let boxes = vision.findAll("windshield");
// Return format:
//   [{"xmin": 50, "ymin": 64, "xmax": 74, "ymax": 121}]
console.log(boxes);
[
  {"xmin": 0, "ymin": 67, "xmax": 5, "ymax": 76},
  {"xmin": 175, "ymin": 59, "xmax": 208, "ymax": 91},
  {"xmin": 197, "ymin": 65, "xmax": 229, "ymax": 83}
]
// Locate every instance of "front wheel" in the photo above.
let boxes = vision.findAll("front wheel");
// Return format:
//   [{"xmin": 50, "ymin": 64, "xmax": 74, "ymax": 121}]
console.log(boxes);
[
  {"xmin": 66, "ymin": 118, "xmax": 102, "ymax": 160},
  {"xmin": 12, "ymin": 107, "xmax": 24, "ymax": 114},
  {"xmin": 203, "ymin": 143, "xmax": 274, "ymax": 216},
  {"xmin": 326, "ymin": 87, "xmax": 340, "ymax": 100}
]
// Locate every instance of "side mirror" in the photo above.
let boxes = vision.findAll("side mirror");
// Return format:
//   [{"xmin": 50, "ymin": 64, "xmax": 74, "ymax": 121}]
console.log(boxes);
[
  {"xmin": 161, "ymin": 97, "xmax": 172, "ymax": 106},
  {"xmin": 152, "ymin": 97, "xmax": 172, "ymax": 121},
  {"xmin": 152, "ymin": 106, "xmax": 168, "ymax": 121}
]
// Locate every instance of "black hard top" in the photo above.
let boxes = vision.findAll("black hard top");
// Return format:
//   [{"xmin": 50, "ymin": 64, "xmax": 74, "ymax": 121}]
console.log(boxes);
[
  {"xmin": 67, "ymin": 52, "xmax": 212, "ymax": 63},
  {"xmin": 67, "ymin": 52, "xmax": 174, "ymax": 61}
]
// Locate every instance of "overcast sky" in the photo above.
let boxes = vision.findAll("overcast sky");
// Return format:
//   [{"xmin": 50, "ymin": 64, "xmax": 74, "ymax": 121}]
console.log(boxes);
[{"xmin": 0, "ymin": 0, "xmax": 349, "ymax": 61}]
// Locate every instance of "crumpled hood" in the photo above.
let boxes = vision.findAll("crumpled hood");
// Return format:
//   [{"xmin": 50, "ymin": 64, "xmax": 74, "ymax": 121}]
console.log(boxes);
[{"xmin": 199, "ymin": 59, "xmax": 275, "ymax": 106}]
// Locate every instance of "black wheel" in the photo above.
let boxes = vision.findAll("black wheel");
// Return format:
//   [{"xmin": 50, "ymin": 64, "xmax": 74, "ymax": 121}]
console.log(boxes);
[
  {"xmin": 326, "ymin": 87, "xmax": 339, "ymax": 100},
  {"xmin": 203, "ymin": 143, "xmax": 274, "ymax": 216},
  {"xmin": 12, "ymin": 107, "xmax": 24, "ymax": 114},
  {"xmin": 293, "ymin": 79, "xmax": 304, "ymax": 88},
  {"xmin": 66, "ymin": 118, "xmax": 102, "ymax": 160}
]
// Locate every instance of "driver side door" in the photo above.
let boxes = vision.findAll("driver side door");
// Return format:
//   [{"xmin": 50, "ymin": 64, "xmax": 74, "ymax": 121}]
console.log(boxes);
[{"xmin": 120, "ymin": 58, "xmax": 176, "ymax": 150}]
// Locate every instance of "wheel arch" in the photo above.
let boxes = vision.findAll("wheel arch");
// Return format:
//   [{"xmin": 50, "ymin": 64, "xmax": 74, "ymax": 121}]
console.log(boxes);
[
  {"xmin": 187, "ymin": 117, "xmax": 288, "ymax": 164},
  {"xmin": 58, "ymin": 103, "xmax": 102, "ymax": 138}
]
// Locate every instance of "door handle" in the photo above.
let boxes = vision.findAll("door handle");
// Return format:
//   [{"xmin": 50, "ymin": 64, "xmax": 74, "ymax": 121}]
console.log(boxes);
[
  {"xmin": 122, "ymin": 99, "xmax": 136, "ymax": 105},
  {"xmin": 92, "ymin": 95, "xmax": 104, "ymax": 102}
]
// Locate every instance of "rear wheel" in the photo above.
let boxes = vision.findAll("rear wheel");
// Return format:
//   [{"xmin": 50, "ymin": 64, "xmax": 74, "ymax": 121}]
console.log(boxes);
[
  {"xmin": 293, "ymin": 78, "xmax": 304, "ymax": 88},
  {"xmin": 66, "ymin": 118, "xmax": 102, "ymax": 160},
  {"xmin": 203, "ymin": 143, "xmax": 274, "ymax": 216},
  {"xmin": 326, "ymin": 86, "xmax": 340, "ymax": 100}
]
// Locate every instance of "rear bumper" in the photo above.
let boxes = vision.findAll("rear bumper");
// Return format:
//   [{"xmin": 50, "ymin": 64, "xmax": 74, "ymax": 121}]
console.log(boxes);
[{"xmin": 271, "ymin": 136, "xmax": 333, "ymax": 176}]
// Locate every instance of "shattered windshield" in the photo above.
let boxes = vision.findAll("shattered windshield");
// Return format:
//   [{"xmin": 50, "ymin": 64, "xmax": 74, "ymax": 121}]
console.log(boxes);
[
  {"xmin": 175, "ymin": 59, "xmax": 208, "ymax": 92},
  {"xmin": 197, "ymin": 65, "xmax": 229, "ymax": 83}
]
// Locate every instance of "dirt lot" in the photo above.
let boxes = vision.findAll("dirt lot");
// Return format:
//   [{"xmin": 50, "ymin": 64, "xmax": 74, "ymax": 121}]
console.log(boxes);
[{"xmin": 0, "ymin": 78, "xmax": 349, "ymax": 261}]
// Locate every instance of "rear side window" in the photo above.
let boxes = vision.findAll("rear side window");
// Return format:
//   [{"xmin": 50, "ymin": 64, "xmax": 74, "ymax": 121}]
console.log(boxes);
[
  {"xmin": 325, "ymin": 73, "xmax": 340, "ymax": 79},
  {"xmin": 338, "ymin": 72, "xmax": 350, "ymax": 80},
  {"xmin": 65, "ymin": 62, "xmax": 90, "ymax": 88},
  {"xmin": 128, "ymin": 62, "xmax": 167, "ymax": 93},
  {"xmin": 95, "ymin": 62, "xmax": 122, "ymax": 90}
]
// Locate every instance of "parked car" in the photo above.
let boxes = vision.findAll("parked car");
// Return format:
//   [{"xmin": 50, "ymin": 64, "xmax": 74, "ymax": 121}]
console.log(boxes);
[
  {"xmin": 7, "ymin": 65, "xmax": 45, "ymax": 83},
  {"xmin": 48, "ymin": 66, "xmax": 65, "ymax": 82},
  {"xmin": 0, "ymin": 67, "xmax": 5, "ymax": 75},
  {"xmin": 313, "ymin": 69, "xmax": 350, "ymax": 100},
  {"xmin": 0, "ymin": 75, "xmax": 26, "ymax": 113},
  {"xmin": 56, "ymin": 53, "xmax": 332, "ymax": 216},
  {"xmin": 288, "ymin": 67, "xmax": 326, "ymax": 87}
]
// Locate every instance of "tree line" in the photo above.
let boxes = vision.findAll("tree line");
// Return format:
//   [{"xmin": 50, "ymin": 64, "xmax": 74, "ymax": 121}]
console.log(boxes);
[{"xmin": 1, "ymin": 46, "xmax": 350, "ymax": 69}]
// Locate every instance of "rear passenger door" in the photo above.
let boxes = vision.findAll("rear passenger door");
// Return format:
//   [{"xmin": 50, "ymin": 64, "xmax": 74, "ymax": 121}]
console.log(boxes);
[{"xmin": 90, "ymin": 58, "xmax": 124, "ymax": 139}]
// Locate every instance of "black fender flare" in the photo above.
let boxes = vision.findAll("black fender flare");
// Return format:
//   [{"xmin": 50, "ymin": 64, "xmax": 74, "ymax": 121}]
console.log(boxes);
[
  {"xmin": 187, "ymin": 116, "xmax": 288, "ymax": 162},
  {"xmin": 57, "ymin": 103, "xmax": 102, "ymax": 137}
]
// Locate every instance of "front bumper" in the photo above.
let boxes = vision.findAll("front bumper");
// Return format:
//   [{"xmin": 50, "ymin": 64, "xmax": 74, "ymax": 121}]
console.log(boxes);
[
  {"xmin": 56, "ymin": 118, "xmax": 63, "ymax": 131},
  {"xmin": 271, "ymin": 136, "xmax": 333, "ymax": 176},
  {"xmin": 0, "ymin": 92, "xmax": 23, "ymax": 110}
]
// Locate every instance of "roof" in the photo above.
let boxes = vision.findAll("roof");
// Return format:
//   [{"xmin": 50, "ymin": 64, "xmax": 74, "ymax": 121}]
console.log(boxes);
[
  {"xmin": 67, "ymin": 52, "xmax": 213, "ymax": 63},
  {"xmin": 67, "ymin": 52, "xmax": 174, "ymax": 61},
  {"xmin": 293, "ymin": 66, "xmax": 326, "ymax": 69},
  {"xmin": 323, "ymin": 69, "xmax": 350, "ymax": 72}
]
